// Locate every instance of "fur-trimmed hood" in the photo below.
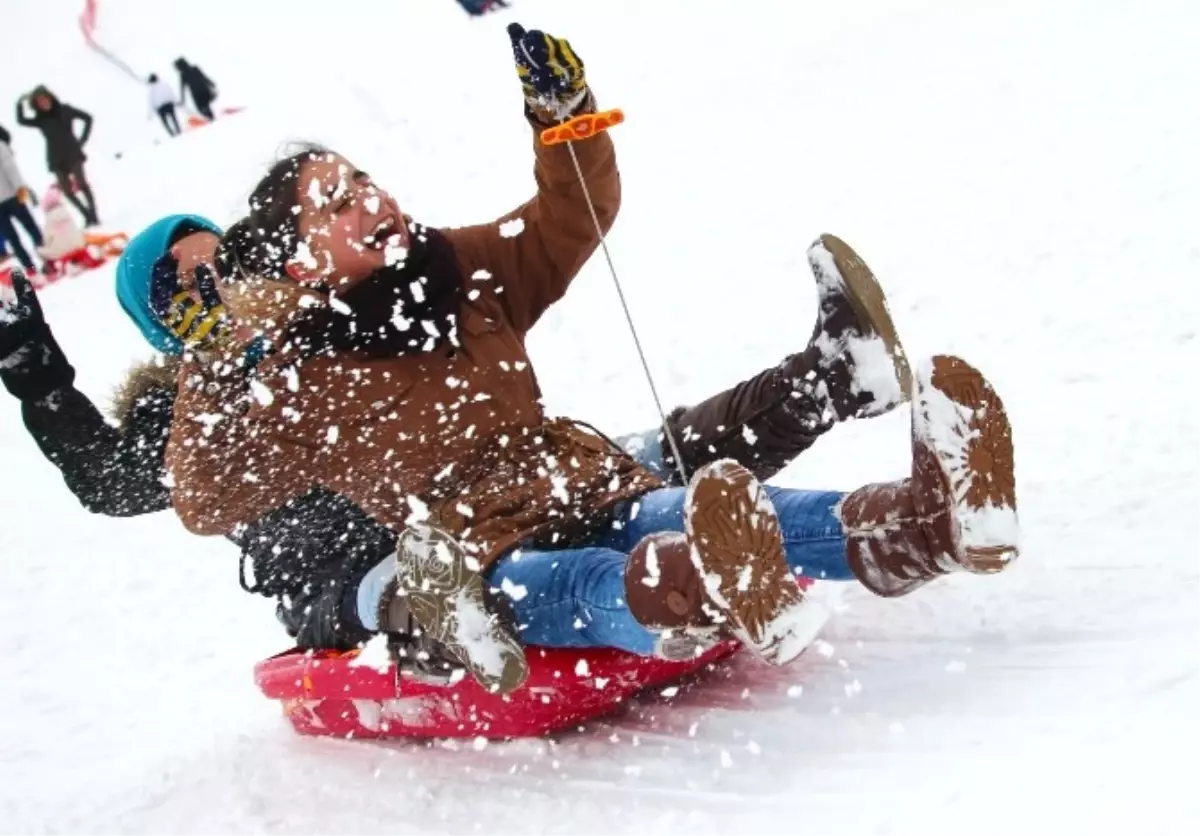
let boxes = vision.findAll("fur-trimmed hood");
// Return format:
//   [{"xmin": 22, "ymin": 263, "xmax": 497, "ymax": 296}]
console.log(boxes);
[{"xmin": 109, "ymin": 355, "xmax": 180, "ymax": 425}]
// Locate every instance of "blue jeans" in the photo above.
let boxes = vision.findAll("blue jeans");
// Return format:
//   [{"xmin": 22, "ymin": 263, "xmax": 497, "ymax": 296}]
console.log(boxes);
[
  {"xmin": 0, "ymin": 197, "xmax": 44, "ymax": 273},
  {"xmin": 486, "ymin": 428, "xmax": 852, "ymax": 655}
]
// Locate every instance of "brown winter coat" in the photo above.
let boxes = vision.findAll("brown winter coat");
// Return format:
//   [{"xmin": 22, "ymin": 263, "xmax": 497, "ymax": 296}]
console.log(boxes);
[{"xmin": 166, "ymin": 109, "xmax": 661, "ymax": 566}]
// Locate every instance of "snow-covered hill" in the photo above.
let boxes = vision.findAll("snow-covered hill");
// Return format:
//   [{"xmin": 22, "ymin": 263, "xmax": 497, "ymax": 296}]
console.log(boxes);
[{"xmin": 1, "ymin": 0, "xmax": 1197, "ymax": 832}]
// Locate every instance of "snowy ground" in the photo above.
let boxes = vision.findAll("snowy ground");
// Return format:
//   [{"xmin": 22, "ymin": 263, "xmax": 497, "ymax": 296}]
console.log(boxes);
[{"xmin": 2, "ymin": 0, "xmax": 1198, "ymax": 833}]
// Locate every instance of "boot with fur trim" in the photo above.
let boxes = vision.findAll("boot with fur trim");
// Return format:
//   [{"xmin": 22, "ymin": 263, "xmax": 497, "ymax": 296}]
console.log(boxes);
[
  {"xmin": 624, "ymin": 532, "xmax": 723, "ymax": 661},
  {"xmin": 660, "ymin": 234, "xmax": 911, "ymax": 484},
  {"xmin": 838, "ymin": 355, "xmax": 1020, "ymax": 596}
]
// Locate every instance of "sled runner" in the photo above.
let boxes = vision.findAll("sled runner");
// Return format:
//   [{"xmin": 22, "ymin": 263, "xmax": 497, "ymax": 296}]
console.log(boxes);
[{"xmin": 256, "ymin": 640, "xmax": 741, "ymax": 740}]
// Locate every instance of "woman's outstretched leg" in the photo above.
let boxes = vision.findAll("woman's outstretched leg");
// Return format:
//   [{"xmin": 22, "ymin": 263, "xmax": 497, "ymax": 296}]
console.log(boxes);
[
  {"xmin": 633, "ymin": 234, "xmax": 911, "ymax": 485},
  {"xmin": 619, "ymin": 354, "xmax": 1021, "ymax": 598},
  {"xmin": 488, "ymin": 464, "xmax": 829, "ymax": 666},
  {"xmin": 488, "ymin": 546, "xmax": 661, "ymax": 655},
  {"xmin": 366, "ymin": 365, "xmax": 1019, "ymax": 690},
  {"xmin": 618, "ymin": 485, "xmax": 853, "ymax": 581}
]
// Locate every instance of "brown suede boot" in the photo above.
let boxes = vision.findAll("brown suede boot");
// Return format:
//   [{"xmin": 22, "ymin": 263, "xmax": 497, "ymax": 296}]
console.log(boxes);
[
  {"xmin": 660, "ymin": 234, "xmax": 912, "ymax": 484},
  {"xmin": 624, "ymin": 532, "xmax": 723, "ymax": 661},
  {"xmin": 683, "ymin": 460, "xmax": 828, "ymax": 665},
  {"xmin": 838, "ymin": 355, "xmax": 1020, "ymax": 597}
]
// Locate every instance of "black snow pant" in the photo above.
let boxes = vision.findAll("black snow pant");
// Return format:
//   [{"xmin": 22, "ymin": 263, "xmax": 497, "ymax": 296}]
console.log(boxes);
[
  {"xmin": 0, "ymin": 197, "xmax": 44, "ymax": 272},
  {"xmin": 157, "ymin": 103, "xmax": 180, "ymax": 136},
  {"xmin": 53, "ymin": 163, "xmax": 99, "ymax": 227}
]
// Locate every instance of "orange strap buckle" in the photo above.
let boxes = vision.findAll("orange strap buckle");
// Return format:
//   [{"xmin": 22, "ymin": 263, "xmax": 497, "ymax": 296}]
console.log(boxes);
[{"xmin": 540, "ymin": 108, "xmax": 625, "ymax": 146}]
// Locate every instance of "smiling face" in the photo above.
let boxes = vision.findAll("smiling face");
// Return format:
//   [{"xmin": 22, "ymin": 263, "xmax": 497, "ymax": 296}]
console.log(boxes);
[{"xmin": 287, "ymin": 153, "xmax": 411, "ymax": 291}]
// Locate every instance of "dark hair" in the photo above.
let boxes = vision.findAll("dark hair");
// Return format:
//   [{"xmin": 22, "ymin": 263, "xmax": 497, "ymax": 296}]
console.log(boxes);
[
  {"xmin": 30, "ymin": 86, "xmax": 59, "ymax": 109},
  {"xmin": 214, "ymin": 218, "xmax": 254, "ymax": 284},
  {"xmin": 0, "ymin": 124, "xmax": 10, "ymax": 145},
  {"xmin": 148, "ymin": 73, "xmax": 159, "ymax": 83},
  {"xmin": 217, "ymin": 143, "xmax": 332, "ymax": 283}
]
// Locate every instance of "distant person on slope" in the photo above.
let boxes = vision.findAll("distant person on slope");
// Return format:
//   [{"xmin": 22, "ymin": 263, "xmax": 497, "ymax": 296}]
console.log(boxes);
[
  {"xmin": 456, "ymin": 0, "xmax": 511, "ymax": 16},
  {"xmin": 0, "ymin": 123, "xmax": 37, "ymax": 206},
  {"xmin": 166, "ymin": 22, "xmax": 1023, "ymax": 696},
  {"xmin": 174, "ymin": 58, "xmax": 218, "ymax": 122},
  {"xmin": 14, "ymin": 87, "xmax": 99, "ymax": 227},
  {"xmin": 0, "ymin": 131, "xmax": 46, "ymax": 275},
  {"xmin": 147, "ymin": 74, "xmax": 180, "ymax": 137},
  {"xmin": 34, "ymin": 184, "xmax": 87, "ymax": 264}
]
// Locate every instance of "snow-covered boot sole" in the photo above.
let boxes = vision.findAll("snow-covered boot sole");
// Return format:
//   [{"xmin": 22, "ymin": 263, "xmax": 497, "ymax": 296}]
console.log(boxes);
[
  {"xmin": 915, "ymin": 356, "xmax": 1020, "ymax": 573},
  {"xmin": 684, "ymin": 461, "xmax": 828, "ymax": 665},
  {"xmin": 807, "ymin": 234, "xmax": 912, "ymax": 415},
  {"xmin": 396, "ymin": 525, "xmax": 529, "ymax": 695}
]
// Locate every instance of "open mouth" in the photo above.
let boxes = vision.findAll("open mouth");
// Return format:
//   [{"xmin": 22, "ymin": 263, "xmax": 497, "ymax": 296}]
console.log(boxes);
[{"xmin": 364, "ymin": 216, "xmax": 401, "ymax": 250}]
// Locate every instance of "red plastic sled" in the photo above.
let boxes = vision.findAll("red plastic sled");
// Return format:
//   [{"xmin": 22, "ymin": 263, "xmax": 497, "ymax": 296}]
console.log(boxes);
[
  {"xmin": 256, "ymin": 640, "xmax": 741, "ymax": 740},
  {"xmin": 2, "ymin": 234, "xmax": 130, "ymax": 292},
  {"xmin": 185, "ymin": 106, "xmax": 245, "ymax": 130}
]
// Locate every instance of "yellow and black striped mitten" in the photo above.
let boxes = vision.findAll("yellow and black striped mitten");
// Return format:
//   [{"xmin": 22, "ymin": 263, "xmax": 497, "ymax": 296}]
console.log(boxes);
[
  {"xmin": 507, "ymin": 23, "xmax": 589, "ymax": 121},
  {"xmin": 150, "ymin": 261, "xmax": 228, "ymax": 350}
]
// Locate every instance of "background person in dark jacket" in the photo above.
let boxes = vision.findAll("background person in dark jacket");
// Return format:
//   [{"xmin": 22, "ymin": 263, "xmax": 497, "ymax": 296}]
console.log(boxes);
[
  {"xmin": 14, "ymin": 87, "xmax": 99, "ymax": 226},
  {"xmin": 174, "ymin": 58, "xmax": 217, "ymax": 122}
]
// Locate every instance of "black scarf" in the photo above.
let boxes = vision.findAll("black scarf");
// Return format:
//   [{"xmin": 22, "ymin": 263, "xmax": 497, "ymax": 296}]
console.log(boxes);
[{"xmin": 286, "ymin": 225, "xmax": 464, "ymax": 358}]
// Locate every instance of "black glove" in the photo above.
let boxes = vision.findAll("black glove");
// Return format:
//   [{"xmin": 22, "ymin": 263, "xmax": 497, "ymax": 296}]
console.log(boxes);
[
  {"xmin": 507, "ymin": 23, "xmax": 589, "ymax": 121},
  {"xmin": 0, "ymin": 271, "xmax": 76, "ymax": 402}
]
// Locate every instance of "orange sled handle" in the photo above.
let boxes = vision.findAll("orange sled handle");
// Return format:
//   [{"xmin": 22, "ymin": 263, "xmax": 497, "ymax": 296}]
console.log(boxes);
[{"xmin": 540, "ymin": 108, "xmax": 625, "ymax": 146}]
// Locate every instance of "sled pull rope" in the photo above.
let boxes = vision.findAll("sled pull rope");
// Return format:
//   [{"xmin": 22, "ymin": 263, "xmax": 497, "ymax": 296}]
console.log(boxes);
[{"xmin": 547, "ymin": 109, "xmax": 690, "ymax": 486}]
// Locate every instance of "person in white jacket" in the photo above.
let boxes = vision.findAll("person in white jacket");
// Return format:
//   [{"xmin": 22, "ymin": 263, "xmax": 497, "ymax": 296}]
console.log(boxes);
[
  {"xmin": 0, "ymin": 137, "xmax": 46, "ymax": 274},
  {"xmin": 147, "ymin": 74, "xmax": 180, "ymax": 137},
  {"xmin": 35, "ymin": 184, "xmax": 86, "ymax": 264}
]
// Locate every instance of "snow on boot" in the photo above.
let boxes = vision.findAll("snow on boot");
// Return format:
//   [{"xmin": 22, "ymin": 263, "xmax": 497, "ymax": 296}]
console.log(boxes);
[
  {"xmin": 624, "ymin": 532, "xmax": 723, "ymax": 661},
  {"xmin": 376, "ymin": 587, "xmax": 471, "ymax": 686},
  {"xmin": 659, "ymin": 234, "xmax": 910, "ymax": 485},
  {"xmin": 837, "ymin": 355, "xmax": 1020, "ymax": 596},
  {"xmin": 803, "ymin": 233, "xmax": 911, "ymax": 422},
  {"xmin": 393, "ymin": 524, "xmax": 529, "ymax": 694},
  {"xmin": 684, "ymin": 461, "xmax": 828, "ymax": 665}
]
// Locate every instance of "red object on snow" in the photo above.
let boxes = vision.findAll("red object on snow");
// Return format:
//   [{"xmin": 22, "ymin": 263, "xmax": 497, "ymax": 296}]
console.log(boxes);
[
  {"xmin": 1, "ymin": 231, "xmax": 128, "ymax": 294},
  {"xmin": 257, "ymin": 576, "xmax": 817, "ymax": 740},
  {"xmin": 256, "ymin": 641, "xmax": 740, "ymax": 740},
  {"xmin": 185, "ymin": 106, "xmax": 246, "ymax": 131}
]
